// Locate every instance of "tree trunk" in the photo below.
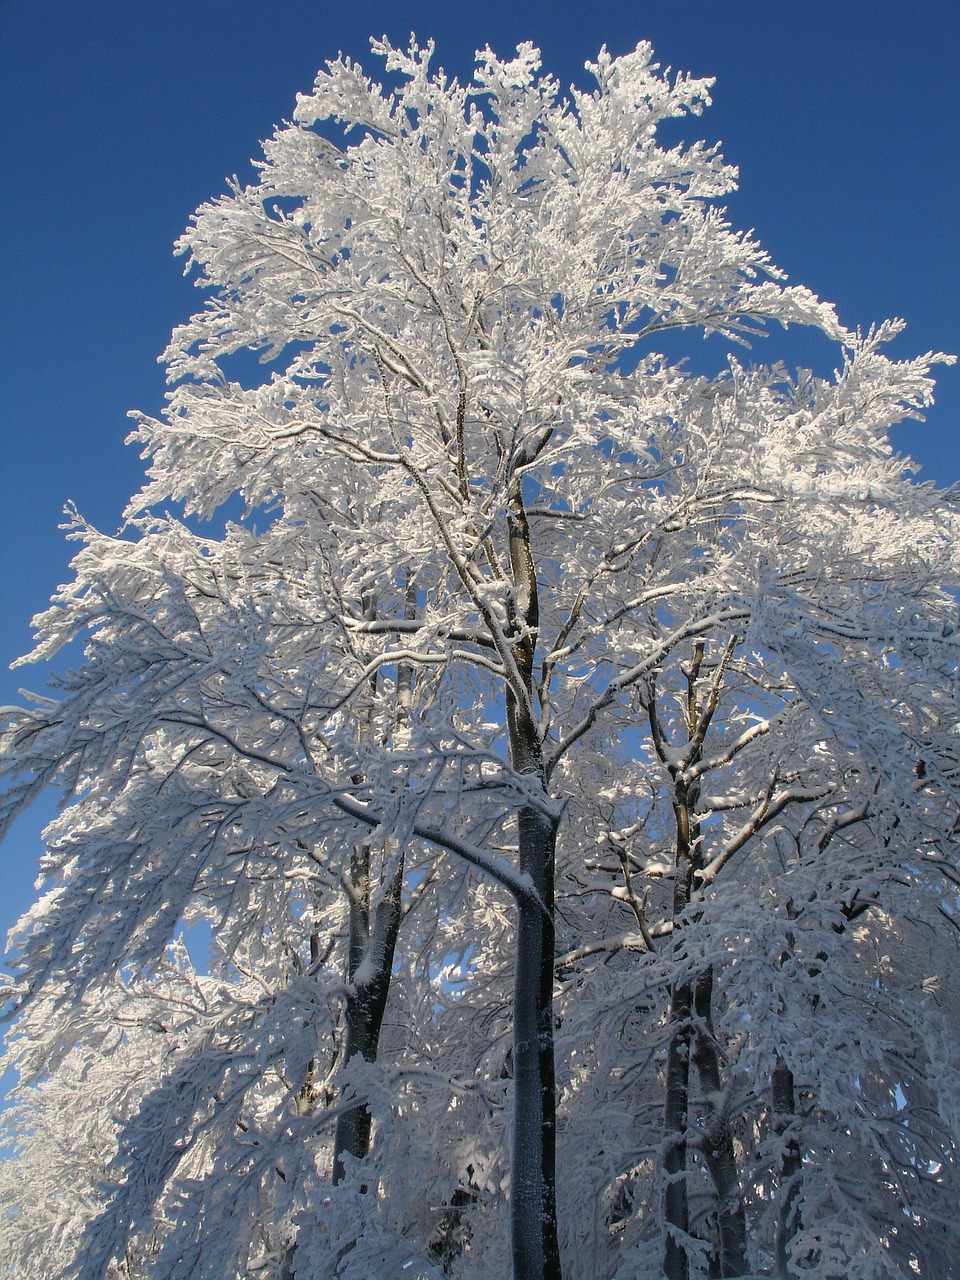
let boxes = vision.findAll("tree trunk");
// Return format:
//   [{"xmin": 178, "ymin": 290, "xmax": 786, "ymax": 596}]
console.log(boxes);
[
  {"xmin": 511, "ymin": 802, "xmax": 560, "ymax": 1280},
  {"xmin": 692, "ymin": 968, "xmax": 748, "ymax": 1277},
  {"xmin": 504, "ymin": 475, "xmax": 561, "ymax": 1280},
  {"xmin": 333, "ymin": 578, "xmax": 413, "ymax": 1182},
  {"xmin": 772, "ymin": 1057, "xmax": 802, "ymax": 1279},
  {"xmin": 651, "ymin": 642, "xmax": 749, "ymax": 1279},
  {"xmin": 332, "ymin": 848, "xmax": 405, "ymax": 1183},
  {"xmin": 663, "ymin": 973, "xmax": 693, "ymax": 1280},
  {"xmin": 506, "ymin": 677, "xmax": 560, "ymax": 1278},
  {"xmin": 660, "ymin": 672, "xmax": 699, "ymax": 1280}
]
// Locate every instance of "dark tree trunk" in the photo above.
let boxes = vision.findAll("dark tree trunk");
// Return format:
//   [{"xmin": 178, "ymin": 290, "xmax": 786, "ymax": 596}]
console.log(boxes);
[
  {"xmin": 504, "ymin": 477, "xmax": 561, "ymax": 1280},
  {"xmin": 660, "ymin": 667, "xmax": 699, "ymax": 1280},
  {"xmin": 650, "ymin": 641, "xmax": 749, "ymax": 1280},
  {"xmin": 691, "ymin": 968, "xmax": 749, "ymax": 1277},
  {"xmin": 663, "ymin": 973, "xmax": 693, "ymax": 1280},
  {"xmin": 772, "ymin": 1057, "xmax": 802, "ymax": 1279},
  {"xmin": 332, "ymin": 847, "xmax": 405, "ymax": 1183},
  {"xmin": 511, "ymin": 805, "xmax": 560, "ymax": 1280},
  {"xmin": 507, "ymin": 700, "xmax": 561, "ymax": 1280},
  {"xmin": 333, "ymin": 579, "xmax": 414, "ymax": 1183}
]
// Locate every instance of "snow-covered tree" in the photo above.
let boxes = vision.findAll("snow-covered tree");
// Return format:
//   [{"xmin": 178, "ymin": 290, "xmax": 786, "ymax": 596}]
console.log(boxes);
[{"xmin": 2, "ymin": 36, "xmax": 958, "ymax": 1280}]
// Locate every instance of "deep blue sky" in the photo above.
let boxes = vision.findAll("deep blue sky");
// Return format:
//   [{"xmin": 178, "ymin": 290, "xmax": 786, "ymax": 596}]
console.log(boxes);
[{"xmin": 1, "ymin": 1, "xmax": 958, "ymax": 959}]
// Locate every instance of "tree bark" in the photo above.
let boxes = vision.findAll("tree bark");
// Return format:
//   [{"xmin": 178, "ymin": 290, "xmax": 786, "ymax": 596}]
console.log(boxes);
[
  {"xmin": 505, "ymin": 481, "xmax": 561, "ymax": 1280},
  {"xmin": 332, "ymin": 578, "xmax": 413, "ymax": 1183},
  {"xmin": 656, "ymin": 658, "xmax": 701, "ymax": 1280},
  {"xmin": 650, "ymin": 642, "xmax": 749, "ymax": 1279},
  {"xmin": 772, "ymin": 1057, "xmax": 802, "ymax": 1279},
  {"xmin": 663, "ymin": 973, "xmax": 693, "ymax": 1280},
  {"xmin": 331, "ymin": 846, "xmax": 405, "ymax": 1183},
  {"xmin": 507, "ymin": 705, "xmax": 561, "ymax": 1280},
  {"xmin": 691, "ymin": 968, "xmax": 749, "ymax": 1277}
]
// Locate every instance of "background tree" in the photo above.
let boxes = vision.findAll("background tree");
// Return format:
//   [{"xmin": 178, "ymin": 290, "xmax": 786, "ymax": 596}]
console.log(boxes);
[{"xmin": 2, "ymin": 36, "xmax": 958, "ymax": 1280}]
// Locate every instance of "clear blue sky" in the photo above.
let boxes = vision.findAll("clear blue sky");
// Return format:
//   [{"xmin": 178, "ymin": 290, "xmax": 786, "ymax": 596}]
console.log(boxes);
[{"xmin": 1, "ymin": 1, "xmax": 958, "ymax": 957}]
